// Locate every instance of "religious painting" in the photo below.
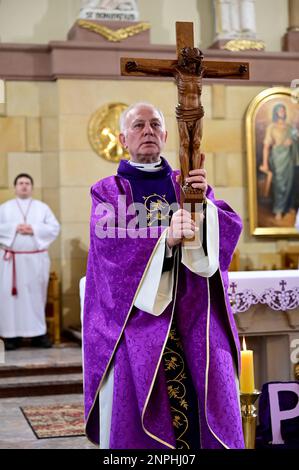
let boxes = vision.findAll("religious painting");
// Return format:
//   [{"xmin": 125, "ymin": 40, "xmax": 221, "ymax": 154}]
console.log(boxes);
[{"xmin": 246, "ymin": 87, "xmax": 299, "ymax": 237}]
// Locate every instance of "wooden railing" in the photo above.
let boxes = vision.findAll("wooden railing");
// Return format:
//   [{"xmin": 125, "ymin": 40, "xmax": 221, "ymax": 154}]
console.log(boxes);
[
  {"xmin": 46, "ymin": 272, "xmax": 61, "ymax": 345},
  {"xmin": 229, "ymin": 248, "xmax": 299, "ymax": 271}
]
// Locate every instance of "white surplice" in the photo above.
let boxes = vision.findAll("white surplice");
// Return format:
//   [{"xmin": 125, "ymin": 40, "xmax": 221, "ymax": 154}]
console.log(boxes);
[{"xmin": 0, "ymin": 198, "xmax": 60, "ymax": 338}]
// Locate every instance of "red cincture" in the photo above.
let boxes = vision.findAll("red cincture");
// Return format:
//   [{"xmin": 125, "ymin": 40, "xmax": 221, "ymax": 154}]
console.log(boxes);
[{"xmin": 3, "ymin": 249, "xmax": 47, "ymax": 296}]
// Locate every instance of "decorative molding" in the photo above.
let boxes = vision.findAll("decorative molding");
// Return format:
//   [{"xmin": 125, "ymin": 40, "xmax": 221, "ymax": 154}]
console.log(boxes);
[
  {"xmin": 229, "ymin": 278, "xmax": 299, "ymax": 314},
  {"xmin": 283, "ymin": 30, "xmax": 299, "ymax": 52},
  {"xmin": 222, "ymin": 39, "xmax": 265, "ymax": 52},
  {"xmin": 0, "ymin": 41, "xmax": 299, "ymax": 85},
  {"xmin": 77, "ymin": 20, "xmax": 150, "ymax": 42}
]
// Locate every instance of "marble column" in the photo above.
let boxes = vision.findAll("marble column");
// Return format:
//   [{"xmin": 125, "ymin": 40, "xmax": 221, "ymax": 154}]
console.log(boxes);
[
  {"xmin": 288, "ymin": 0, "xmax": 299, "ymax": 30},
  {"xmin": 283, "ymin": 0, "xmax": 299, "ymax": 51}
]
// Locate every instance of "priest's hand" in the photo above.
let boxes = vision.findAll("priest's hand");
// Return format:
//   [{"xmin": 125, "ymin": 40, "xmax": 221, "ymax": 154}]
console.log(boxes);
[
  {"xmin": 167, "ymin": 209, "xmax": 198, "ymax": 248},
  {"xmin": 176, "ymin": 153, "xmax": 208, "ymax": 195},
  {"xmin": 184, "ymin": 167, "xmax": 207, "ymax": 194}
]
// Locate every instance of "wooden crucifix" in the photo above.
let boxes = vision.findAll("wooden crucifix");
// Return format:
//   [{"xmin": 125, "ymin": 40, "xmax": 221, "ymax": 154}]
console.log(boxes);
[{"xmin": 120, "ymin": 22, "xmax": 249, "ymax": 207}]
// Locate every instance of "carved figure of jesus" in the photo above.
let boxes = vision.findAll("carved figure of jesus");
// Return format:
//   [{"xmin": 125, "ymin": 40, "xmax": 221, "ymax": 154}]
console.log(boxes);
[{"xmin": 126, "ymin": 47, "xmax": 205, "ymax": 190}]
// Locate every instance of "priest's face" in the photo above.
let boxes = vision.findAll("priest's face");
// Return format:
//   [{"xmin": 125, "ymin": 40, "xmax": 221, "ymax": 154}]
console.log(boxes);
[
  {"xmin": 14, "ymin": 177, "xmax": 33, "ymax": 199},
  {"xmin": 119, "ymin": 104, "xmax": 167, "ymax": 163}
]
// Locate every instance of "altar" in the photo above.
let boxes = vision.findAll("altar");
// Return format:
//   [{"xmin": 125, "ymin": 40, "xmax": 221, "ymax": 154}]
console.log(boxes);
[
  {"xmin": 228, "ymin": 270, "xmax": 299, "ymax": 388},
  {"xmin": 80, "ymin": 270, "xmax": 299, "ymax": 389}
]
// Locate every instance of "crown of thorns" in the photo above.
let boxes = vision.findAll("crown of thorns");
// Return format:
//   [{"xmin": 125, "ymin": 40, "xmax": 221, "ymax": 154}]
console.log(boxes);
[{"xmin": 180, "ymin": 47, "xmax": 204, "ymax": 61}]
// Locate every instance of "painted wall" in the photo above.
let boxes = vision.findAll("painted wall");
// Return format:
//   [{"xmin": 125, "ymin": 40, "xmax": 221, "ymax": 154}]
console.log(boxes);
[
  {"xmin": 1, "ymin": 79, "xmax": 298, "ymax": 327},
  {"xmin": 0, "ymin": 0, "xmax": 296, "ymax": 328},
  {"xmin": 255, "ymin": 0, "xmax": 289, "ymax": 51}
]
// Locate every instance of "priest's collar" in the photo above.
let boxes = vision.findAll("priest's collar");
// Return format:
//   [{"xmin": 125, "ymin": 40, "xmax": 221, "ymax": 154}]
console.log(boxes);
[
  {"xmin": 128, "ymin": 158, "xmax": 162, "ymax": 172},
  {"xmin": 16, "ymin": 197, "xmax": 33, "ymax": 203},
  {"xmin": 117, "ymin": 156, "xmax": 173, "ymax": 180}
]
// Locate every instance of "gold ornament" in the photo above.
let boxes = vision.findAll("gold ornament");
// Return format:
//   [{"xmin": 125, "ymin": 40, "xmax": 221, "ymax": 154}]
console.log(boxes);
[
  {"xmin": 88, "ymin": 103, "xmax": 129, "ymax": 162},
  {"xmin": 142, "ymin": 194, "xmax": 170, "ymax": 226},
  {"xmin": 222, "ymin": 39, "xmax": 265, "ymax": 52},
  {"xmin": 77, "ymin": 20, "xmax": 150, "ymax": 42}
]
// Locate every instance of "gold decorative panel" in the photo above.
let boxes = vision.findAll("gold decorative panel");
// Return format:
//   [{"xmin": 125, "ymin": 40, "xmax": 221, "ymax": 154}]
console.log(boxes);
[
  {"xmin": 77, "ymin": 21, "xmax": 150, "ymax": 43},
  {"xmin": 88, "ymin": 103, "xmax": 129, "ymax": 162}
]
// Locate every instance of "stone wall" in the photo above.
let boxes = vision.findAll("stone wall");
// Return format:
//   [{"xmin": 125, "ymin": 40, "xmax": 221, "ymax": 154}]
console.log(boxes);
[
  {"xmin": 0, "ymin": 0, "xmax": 289, "ymax": 51},
  {"xmin": 0, "ymin": 81, "xmax": 62, "ymax": 318},
  {"xmin": 0, "ymin": 79, "xmax": 298, "ymax": 328}
]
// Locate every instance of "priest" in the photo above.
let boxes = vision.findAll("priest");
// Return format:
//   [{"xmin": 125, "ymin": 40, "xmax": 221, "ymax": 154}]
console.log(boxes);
[
  {"xmin": 83, "ymin": 102, "xmax": 244, "ymax": 449},
  {"xmin": 0, "ymin": 174, "xmax": 60, "ymax": 350}
]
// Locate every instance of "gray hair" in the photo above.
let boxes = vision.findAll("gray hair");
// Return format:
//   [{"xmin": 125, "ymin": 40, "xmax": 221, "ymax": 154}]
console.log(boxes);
[{"xmin": 119, "ymin": 102, "xmax": 166, "ymax": 135}]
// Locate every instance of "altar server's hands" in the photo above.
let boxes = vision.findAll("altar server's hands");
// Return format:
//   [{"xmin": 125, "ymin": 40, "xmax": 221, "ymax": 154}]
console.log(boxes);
[{"xmin": 17, "ymin": 224, "xmax": 34, "ymax": 235}]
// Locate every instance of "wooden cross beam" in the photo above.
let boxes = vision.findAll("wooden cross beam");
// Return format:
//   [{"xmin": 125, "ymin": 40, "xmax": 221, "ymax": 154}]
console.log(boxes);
[
  {"xmin": 120, "ymin": 22, "xmax": 249, "ymax": 207},
  {"xmin": 121, "ymin": 22, "xmax": 249, "ymax": 81}
]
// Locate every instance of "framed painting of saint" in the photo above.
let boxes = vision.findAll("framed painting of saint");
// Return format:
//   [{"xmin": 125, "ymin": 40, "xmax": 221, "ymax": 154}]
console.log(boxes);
[{"xmin": 246, "ymin": 87, "xmax": 299, "ymax": 236}]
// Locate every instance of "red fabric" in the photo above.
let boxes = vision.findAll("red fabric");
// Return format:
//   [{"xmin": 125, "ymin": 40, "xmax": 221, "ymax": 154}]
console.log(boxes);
[{"xmin": 2, "ymin": 249, "xmax": 47, "ymax": 296}]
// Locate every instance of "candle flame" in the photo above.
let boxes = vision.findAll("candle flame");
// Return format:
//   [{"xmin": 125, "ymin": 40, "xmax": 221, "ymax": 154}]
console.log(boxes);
[{"xmin": 242, "ymin": 336, "xmax": 247, "ymax": 351}]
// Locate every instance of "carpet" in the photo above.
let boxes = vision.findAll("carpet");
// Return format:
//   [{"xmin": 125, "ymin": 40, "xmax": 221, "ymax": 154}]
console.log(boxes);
[{"xmin": 20, "ymin": 403, "xmax": 85, "ymax": 439}]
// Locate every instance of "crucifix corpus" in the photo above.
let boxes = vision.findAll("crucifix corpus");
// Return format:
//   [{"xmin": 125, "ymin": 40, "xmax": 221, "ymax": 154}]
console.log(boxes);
[{"xmin": 121, "ymin": 21, "xmax": 249, "ymax": 209}]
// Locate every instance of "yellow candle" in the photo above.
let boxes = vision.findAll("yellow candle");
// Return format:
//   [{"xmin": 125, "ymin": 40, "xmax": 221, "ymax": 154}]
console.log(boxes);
[{"xmin": 240, "ymin": 337, "xmax": 255, "ymax": 393}]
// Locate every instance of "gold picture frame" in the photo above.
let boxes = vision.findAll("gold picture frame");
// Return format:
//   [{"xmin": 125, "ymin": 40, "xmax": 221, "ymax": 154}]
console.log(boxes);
[{"xmin": 246, "ymin": 87, "xmax": 299, "ymax": 237}]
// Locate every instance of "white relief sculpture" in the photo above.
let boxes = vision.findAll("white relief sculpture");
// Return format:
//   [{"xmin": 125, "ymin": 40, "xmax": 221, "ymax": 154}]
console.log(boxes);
[
  {"xmin": 214, "ymin": 0, "xmax": 257, "ymax": 40},
  {"xmin": 79, "ymin": 0, "xmax": 139, "ymax": 21},
  {"xmin": 239, "ymin": 0, "xmax": 256, "ymax": 37}
]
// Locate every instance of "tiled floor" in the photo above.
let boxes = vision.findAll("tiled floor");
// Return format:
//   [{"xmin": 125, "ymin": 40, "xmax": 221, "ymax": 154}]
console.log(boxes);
[
  {"xmin": 0, "ymin": 345, "xmax": 95, "ymax": 449},
  {"xmin": 0, "ymin": 394, "xmax": 95, "ymax": 449}
]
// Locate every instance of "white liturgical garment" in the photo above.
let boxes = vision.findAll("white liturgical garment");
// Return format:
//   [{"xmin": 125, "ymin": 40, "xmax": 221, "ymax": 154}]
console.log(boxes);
[
  {"xmin": 134, "ymin": 198, "xmax": 219, "ymax": 316},
  {"xmin": 0, "ymin": 198, "xmax": 60, "ymax": 338}
]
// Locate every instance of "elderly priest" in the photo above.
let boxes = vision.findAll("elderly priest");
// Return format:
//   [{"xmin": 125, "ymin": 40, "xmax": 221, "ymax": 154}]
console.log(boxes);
[{"xmin": 83, "ymin": 102, "xmax": 244, "ymax": 449}]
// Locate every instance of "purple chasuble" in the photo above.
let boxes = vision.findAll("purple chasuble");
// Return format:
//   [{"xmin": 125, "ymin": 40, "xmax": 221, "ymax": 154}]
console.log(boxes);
[
  {"xmin": 118, "ymin": 158, "xmax": 201, "ymax": 449},
  {"xmin": 83, "ymin": 157, "xmax": 245, "ymax": 449}
]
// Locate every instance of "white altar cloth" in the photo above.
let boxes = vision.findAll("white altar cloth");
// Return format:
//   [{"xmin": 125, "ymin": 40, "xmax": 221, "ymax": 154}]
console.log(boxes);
[
  {"xmin": 228, "ymin": 270, "xmax": 299, "ymax": 314},
  {"xmin": 80, "ymin": 270, "xmax": 299, "ymax": 317}
]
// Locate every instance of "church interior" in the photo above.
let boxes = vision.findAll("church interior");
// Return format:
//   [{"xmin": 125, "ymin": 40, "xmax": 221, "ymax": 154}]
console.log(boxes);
[{"xmin": 0, "ymin": 0, "xmax": 298, "ymax": 451}]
